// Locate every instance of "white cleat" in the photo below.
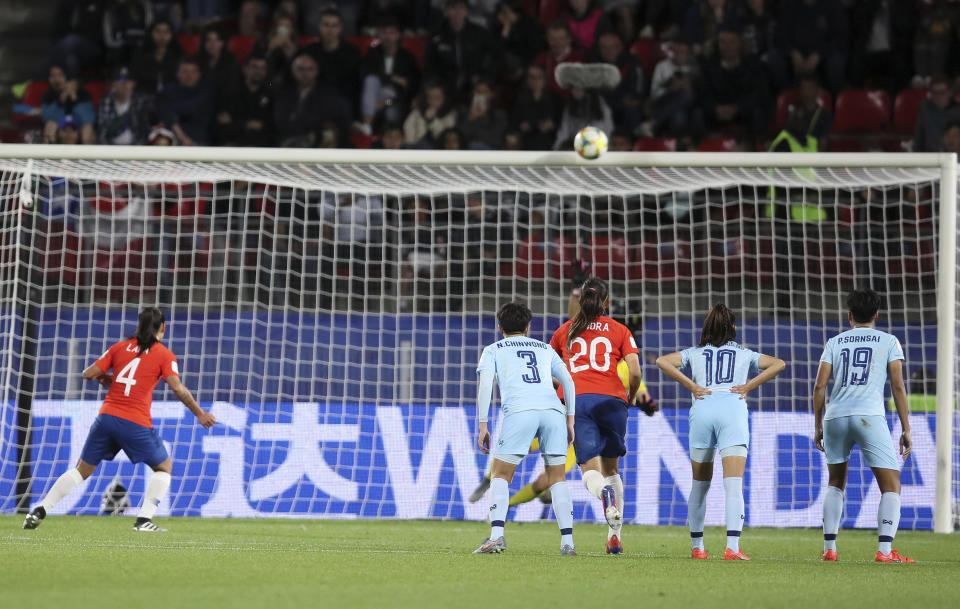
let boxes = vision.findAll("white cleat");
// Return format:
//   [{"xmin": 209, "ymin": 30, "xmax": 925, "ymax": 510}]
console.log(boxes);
[
  {"xmin": 132, "ymin": 518, "xmax": 167, "ymax": 532},
  {"xmin": 473, "ymin": 537, "xmax": 506, "ymax": 554},
  {"xmin": 600, "ymin": 485, "xmax": 622, "ymax": 527}
]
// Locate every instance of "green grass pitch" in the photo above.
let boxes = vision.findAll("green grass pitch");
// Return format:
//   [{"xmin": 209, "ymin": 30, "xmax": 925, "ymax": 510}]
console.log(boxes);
[{"xmin": 1, "ymin": 516, "xmax": 956, "ymax": 608}]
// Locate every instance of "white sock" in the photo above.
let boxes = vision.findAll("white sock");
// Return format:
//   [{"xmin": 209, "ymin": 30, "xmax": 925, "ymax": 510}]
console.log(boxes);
[
  {"xmin": 549, "ymin": 481, "xmax": 574, "ymax": 548},
  {"xmin": 489, "ymin": 477, "xmax": 509, "ymax": 540},
  {"xmin": 582, "ymin": 469, "xmax": 605, "ymax": 500},
  {"xmin": 822, "ymin": 486, "xmax": 844, "ymax": 552},
  {"xmin": 688, "ymin": 479, "xmax": 710, "ymax": 551},
  {"xmin": 138, "ymin": 471, "xmax": 171, "ymax": 520},
  {"xmin": 724, "ymin": 477, "xmax": 744, "ymax": 552},
  {"xmin": 40, "ymin": 468, "xmax": 84, "ymax": 513},
  {"xmin": 877, "ymin": 492, "xmax": 901, "ymax": 554},
  {"xmin": 604, "ymin": 474, "xmax": 624, "ymax": 539}
]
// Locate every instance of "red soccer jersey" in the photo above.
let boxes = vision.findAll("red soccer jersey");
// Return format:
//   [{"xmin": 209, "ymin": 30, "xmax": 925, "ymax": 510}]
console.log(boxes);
[
  {"xmin": 93, "ymin": 339, "xmax": 180, "ymax": 428},
  {"xmin": 550, "ymin": 316, "xmax": 639, "ymax": 401}
]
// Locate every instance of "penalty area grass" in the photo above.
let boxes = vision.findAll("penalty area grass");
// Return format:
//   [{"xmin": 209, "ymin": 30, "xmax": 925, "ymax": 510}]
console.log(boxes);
[{"xmin": 0, "ymin": 516, "xmax": 956, "ymax": 609}]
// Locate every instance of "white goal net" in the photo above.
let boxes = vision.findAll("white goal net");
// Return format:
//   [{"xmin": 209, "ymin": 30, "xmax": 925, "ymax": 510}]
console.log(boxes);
[{"xmin": 0, "ymin": 148, "xmax": 956, "ymax": 532}]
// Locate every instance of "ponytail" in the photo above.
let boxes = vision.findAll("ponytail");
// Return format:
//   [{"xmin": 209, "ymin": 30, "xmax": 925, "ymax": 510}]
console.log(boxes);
[
  {"xmin": 698, "ymin": 303, "xmax": 736, "ymax": 348},
  {"xmin": 568, "ymin": 277, "xmax": 609, "ymax": 348},
  {"xmin": 130, "ymin": 307, "xmax": 165, "ymax": 355}
]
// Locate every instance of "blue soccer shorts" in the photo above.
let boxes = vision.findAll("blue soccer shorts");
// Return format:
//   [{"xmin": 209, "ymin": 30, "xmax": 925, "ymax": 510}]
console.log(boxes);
[
  {"xmin": 823, "ymin": 414, "xmax": 899, "ymax": 470},
  {"xmin": 495, "ymin": 409, "xmax": 568, "ymax": 465},
  {"xmin": 688, "ymin": 392, "xmax": 750, "ymax": 454},
  {"xmin": 80, "ymin": 414, "xmax": 169, "ymax": 467},
  {"xmin": 573, "ymin": 394, "xmax": 629, "ymax": 463}
]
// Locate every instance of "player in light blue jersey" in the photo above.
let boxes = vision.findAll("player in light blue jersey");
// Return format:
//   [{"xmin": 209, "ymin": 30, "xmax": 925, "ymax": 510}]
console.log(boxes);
[
  {"xmin": 473, "ymin": 302, "xmax": 578, "ymax": 556},
  {"xmin": 813, "ymin": 289, "xmax": 914, "ymax": 564},
  {"xmin": 657, "ymin": 304, "xmax": 785, "ymax": 560}
]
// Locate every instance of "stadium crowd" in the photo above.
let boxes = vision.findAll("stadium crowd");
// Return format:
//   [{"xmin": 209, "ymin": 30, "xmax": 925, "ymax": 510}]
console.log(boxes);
[{"xmin": 13, "ymin": 0, "xmax": 960, "ymax": 153}]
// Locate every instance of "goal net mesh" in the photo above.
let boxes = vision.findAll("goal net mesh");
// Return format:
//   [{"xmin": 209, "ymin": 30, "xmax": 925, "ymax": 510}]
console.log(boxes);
[{"xmin": 0, "ymin": 156, "xmax": 955, "ymax": 529}]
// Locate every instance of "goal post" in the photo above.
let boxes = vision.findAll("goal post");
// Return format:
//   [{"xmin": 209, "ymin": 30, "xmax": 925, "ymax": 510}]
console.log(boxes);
[{"xmin": 0, "ymin": 145, "xmax": 955, "ymax": 532}]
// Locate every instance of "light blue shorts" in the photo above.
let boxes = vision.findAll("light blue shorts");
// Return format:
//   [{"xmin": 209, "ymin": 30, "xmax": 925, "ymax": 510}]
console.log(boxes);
[
  {"xmin": 688, "ymin": 393, "xmax": 750, "ymax": 452},
  {"xmin": 823, "ymin": 415, "xmax": 899, "ymax": 470},
  {"xmin": 496, "ymin": 409, "xmax": 567, "ymax": 465}
]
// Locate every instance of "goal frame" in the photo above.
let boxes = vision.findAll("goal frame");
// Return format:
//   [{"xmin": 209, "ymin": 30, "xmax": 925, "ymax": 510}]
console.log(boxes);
[{"xmin": 0, "ymin": 145, "xmax": 955, "ymax": 533}]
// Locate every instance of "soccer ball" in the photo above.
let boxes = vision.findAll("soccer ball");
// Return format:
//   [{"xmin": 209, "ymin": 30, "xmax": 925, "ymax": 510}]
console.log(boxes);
[{"xmin": 573, "ymin": 126, "xmax": 608, "ymax": 160}]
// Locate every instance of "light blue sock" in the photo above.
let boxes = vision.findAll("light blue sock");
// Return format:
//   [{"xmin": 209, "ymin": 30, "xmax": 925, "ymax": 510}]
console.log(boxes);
[
  {"xmin": 549, "ymin": 481, "xmax": 574, "ymax": 548},
  {"xmin": 822, "ymin": 486, "xmax": 844, "ymax": 552},
  {"xmin": 688, "ymin": 479, "xmax": 710, "ymax": 550},
  {"xmin": 877, "ymin": 492, "xmax": 901, "ymax": 554},
  {"xmin": 724, "ymin": 477, "xmax": 744, "ymax": 552},
  {"xmin": 489, "ymin": 477, "xmax": 509, "ymax": 541}
]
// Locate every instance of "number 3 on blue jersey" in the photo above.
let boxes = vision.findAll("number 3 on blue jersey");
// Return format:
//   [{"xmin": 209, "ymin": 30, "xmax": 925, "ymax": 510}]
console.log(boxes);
[{"xmin": 516, "ymin": 350, "xmax": 541, "ymax": 384}]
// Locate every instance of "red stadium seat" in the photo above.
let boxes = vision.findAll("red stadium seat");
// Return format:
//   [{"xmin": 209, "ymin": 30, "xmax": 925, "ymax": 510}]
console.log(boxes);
[
  {"xmin": 832, "ymin": 90, "xmax": 891, "ymax": 133},
  {"xmin": 892, "ymin": 89, "xmax": 927, "ymax": 134},
  {"xmin": 633, "ymin": 137, "xmax": 676, "ymax": 152},
  {"xmin": 538, "ymin": 0, "xmax": 563, "ymax": 26},
  {"xmin": 178, "ymin": 33, "xmax": 200, "ymax": 55},
  {"xmin": 774, "ymin": 89, "xmax": 833, "ymax": 131},
  {"xmin": 636, "ymin": 240, "xmax": 694, "ymax": 284},
  {"xmin": 512, "ymin": 235, "xmax": 572, "ymax": 279},
  {"xmin": 402, "ymin": 37, "xmax": 426, "ymax": 69},
  {"xmin": 348, "ymin": 36, "xmax": 376, "ymax": 55},
  {"xmin": 299, "ymin": 35, "xmax": 319, "ymax": 46},
  {"xmin": 350, "ymin": 134, "xmax": 374, "ymax": 149},
  {"xmin": 590, "ymin": 236, "xmax": 630, "ymax": 280},
  {"xmin": 630, "ymin": 40, "xmax": 667, "ymax": 79},
  {"xmin": 697, "ymin": 137, "xmax": 736, "ymax": 152},
  {"xmin": 0, "ymin": 128, "xmax": 27, "ymax": 143},
  {"xmin": 92, "ymin": 238, "xmax": 157, "ymax": 302},
  {"xmin": 810, "ymin": 240, "xmax": 856, "ymax": 285},
  {"xmin": 228, "ymin": 35, "xmax": 257, "ymax": 64},
  {"xmin": 12, "ymin": 80, "xmax": 49, "ymax": 126},
  {"xmin": 84, "ymin": 82, "xmax": 104, "ymax": 109}
]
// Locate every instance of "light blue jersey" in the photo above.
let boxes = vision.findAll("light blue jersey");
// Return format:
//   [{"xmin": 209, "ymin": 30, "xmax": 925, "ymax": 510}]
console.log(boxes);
[
  {"xmin": 680, "ymin": 342, "xmax": 762, "ymax": 397},
  {"xmin": 820, "ymin": 327, "xmax": 904, "ymax": 420},
  {"xmin": 476, "ymin": 337, "xmax": 575, "ymax": 423}
]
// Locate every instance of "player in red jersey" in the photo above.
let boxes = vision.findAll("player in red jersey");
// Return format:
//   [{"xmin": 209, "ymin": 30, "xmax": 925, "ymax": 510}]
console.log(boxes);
[
  {"xmin": 23, "ymin": 308, "xmax": 216, "ymax": 532},
  {"xmin": 550, "ymin": 276, "xmax": 644, "ymax": 554}
]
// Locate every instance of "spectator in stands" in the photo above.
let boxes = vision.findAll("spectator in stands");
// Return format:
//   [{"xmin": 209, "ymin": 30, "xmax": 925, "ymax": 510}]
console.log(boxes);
[
  {"xmin": 849, "ymin": 0, "xmax": 916, "ymax": 91},
  {"xmin": 56, "ymin": 114, "xmax": 82, "ymax": 145},
  {"xmin": 492, "ymin": 0, "xmax": 545, "ymax": 83},
  {"xmin": 770, "ymin": 75, "xmax": 832, "ymax": 153},
  {"xmin": 195, "ymin": 26, "xmax": 241, "ymax": 95},
  {"xmin": 356, "ymin": 18, "xmax": 421, "ymax": 136},
  {"xmin": 563, "ymin": 0, "xmax": 611, "ymax": 51},
  {"xmin": 97, "ymin": 66, "xmax": 154, "ymax": 145},
  {"xmin": 638, "ymin": 0, "xmax": 689, "ymax": 41},
  {"xmin": 440, "ymin": 127, "xmax": 465, "ymax": 149},
  {"xmin": 155, "ymin": 56, "xmax": 216, "ymax": 146},
  {"xmin": 683, "ymin": 0, "xmax": 741, "ymax": 57},
  {"xmin": 425, "ymin": 0, "xmax": 498, "ymax": 102},
  {"xmin": 237, "ymin": 0, "xmax": 266, "ymax": 37},
  {"xmin": 458, "ymin": 79, "xmax": 508, "ymax": 149},
  {"xmin": 699, "ymin": 27, "xmax": 769, "ymax": 140},
  {"xmin": 103, "ymin": 0, "xmax": 154, "ymax": 67},
  {"xmin": 147, "ymin": 124, "xmax": 176, "ymax": 145},
  {"xmin": 591, "ymin": 31, "xmax": 645, "ymax": 135},
  {"xmin": 914, "ymin": 77, "xmax": 960, "ymax": 152},
  {"xmin": 913, "ymin": 1, "xmax": 958, "ymax": 86},
  {"xmin": 647, "ymin": 37, "xmax": 701, "ymax": 137},
  {"xmin": 940, "ymin": 122, "xmax": 960, "ymax": 153},
  {"xmin": 273, "ymin": 53, "xmax": 351, "ymax": 147},
  {"xmin": 254, "ymin": 14, "xmax": 299, "ymax": 88},
  {"xmin": 537, "ymin": 20, "xmax": 584, "ymax": 97},
  {"xmin": 776, "ymin": 0, "xmax": 848, "ymax": 93},
  {"xmin": 511, "ymin": 63, "xmax": 560, "ymax": 150},
  {"xmin": 132, "ymin": 20, "xmax": 182, "ymax": 93},
  {"xmin": 41, "ymin": 65, "xmax": 96, "ymax": 145},
  {"xmin": 553, "ymin": 88, "xmax": 613, "ymax": 149},
  {"xmin": 377, "ymin": 123, "xmax": 406, "ymax": 149},
  {"xmin": 214, "ymin": 54, "xmax": 274, "ymax": 147},
  {"xmin": 403, "ymin": 82, "xmax": 458, "ymax": 147},
  {"xmin": 741, "ymin": 0, "xmax": 785, "ymax": 89},
  {"xmin": 303, "ymin": 6, "xmax": 363, "ymax": 104},
  {"xmin": 50, "ymin": 0, "xmax": 104, "ymax": 75}
]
